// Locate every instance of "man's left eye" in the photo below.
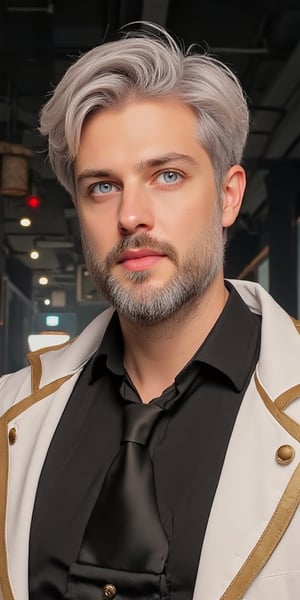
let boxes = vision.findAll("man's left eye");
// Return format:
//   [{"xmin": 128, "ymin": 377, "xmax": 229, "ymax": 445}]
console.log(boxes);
[{"xmin": 157, "ymin": 171, "xmax": 182, "ymax": 184}]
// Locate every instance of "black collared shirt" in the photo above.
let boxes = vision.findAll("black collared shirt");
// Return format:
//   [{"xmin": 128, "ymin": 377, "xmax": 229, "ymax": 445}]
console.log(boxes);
[{"xmin": 29, "ymin": 283, "xmax": 261, "ymax": 599}]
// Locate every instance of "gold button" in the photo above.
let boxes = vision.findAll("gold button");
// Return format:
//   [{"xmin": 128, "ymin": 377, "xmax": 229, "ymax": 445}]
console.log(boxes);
[
  {"xmin": 276, "ymin": 444, "xmax": 295, "ymax": 465},
  {"xmin": 103, "ymin": 583, "xmax": 117, "ymax": 599},
  {"xmin": 8, "ymin": 427, "xmax": 17, "ymax": 445}
]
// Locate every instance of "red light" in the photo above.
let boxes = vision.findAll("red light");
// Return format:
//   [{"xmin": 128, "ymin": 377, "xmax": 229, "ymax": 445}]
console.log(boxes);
[{"xmin": 26, "ymin": 195, "xmax": 41, "ymax": 209}]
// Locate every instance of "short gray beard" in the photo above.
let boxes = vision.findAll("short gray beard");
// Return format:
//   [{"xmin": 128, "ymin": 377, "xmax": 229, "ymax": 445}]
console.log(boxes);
[{"xmin": 81, "ymin": 213, "xmax": 225, "ymax": 325}]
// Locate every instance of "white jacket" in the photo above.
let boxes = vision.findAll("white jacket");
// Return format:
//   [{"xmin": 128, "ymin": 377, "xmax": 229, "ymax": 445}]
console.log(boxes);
[{"xmin": 0, "ymin": 280, "xmax": 299, "ymax": 600}]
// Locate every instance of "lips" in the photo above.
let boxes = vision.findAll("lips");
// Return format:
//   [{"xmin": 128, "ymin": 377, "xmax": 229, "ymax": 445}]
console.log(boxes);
[
  {"xmin": 117, "ymin": 249, "xmax": 164, "ymax": 263},
  {"xmin": 116, "ymin": 248, "xmax": 165, "ymax": 271}
]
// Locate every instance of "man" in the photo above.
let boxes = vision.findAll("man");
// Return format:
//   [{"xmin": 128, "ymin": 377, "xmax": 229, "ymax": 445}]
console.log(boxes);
[{"xmin": 0, "ymin": 22, "xmax": 299, "ymax": 600}]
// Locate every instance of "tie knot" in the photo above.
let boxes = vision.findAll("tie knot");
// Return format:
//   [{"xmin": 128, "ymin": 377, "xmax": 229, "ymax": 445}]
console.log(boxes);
[{"xmin": 122, "ymin": 402, "xmax": 163, "ymax": 445}]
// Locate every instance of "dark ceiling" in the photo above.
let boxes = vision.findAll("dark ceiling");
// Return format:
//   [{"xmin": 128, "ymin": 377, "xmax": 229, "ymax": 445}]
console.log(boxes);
[{"xmin": 1, "ymin": 0, "xmax": 300, "ymax": 310}]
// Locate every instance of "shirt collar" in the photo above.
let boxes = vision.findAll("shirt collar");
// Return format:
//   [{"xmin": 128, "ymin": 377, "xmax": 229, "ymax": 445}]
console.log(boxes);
[
  {"xmin": 187, "ymin": 281, "xmax": 261, "ymax": 391},
  {"xmin": 89, "ymin": 311, "xmax": 124, "ymax": 383},
  {"xmin": 89, "ymin": 282, "xmax": 261, "ymax": 392}
]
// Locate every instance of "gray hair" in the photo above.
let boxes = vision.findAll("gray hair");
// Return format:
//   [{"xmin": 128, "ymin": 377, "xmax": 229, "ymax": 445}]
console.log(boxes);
[{"xmin": 39, "ymin": 23, "xmax": 250, "ymax": 196}]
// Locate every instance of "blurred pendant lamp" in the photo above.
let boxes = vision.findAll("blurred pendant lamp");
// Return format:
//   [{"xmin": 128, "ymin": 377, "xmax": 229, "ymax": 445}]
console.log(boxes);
[{"xmin": 0, "ymin": 141, "xmax": 33, "ymax": 196}]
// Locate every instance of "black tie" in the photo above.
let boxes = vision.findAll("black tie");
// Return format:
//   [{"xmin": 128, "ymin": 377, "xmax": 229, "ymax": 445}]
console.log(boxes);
[{"xmin": 66, "ymin": 401, "xmax": 169, "ymax": 599}]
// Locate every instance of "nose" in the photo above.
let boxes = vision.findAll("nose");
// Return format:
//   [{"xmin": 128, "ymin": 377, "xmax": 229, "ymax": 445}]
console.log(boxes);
[{"xmin": 117, "ymin": 184, "xmax": 154, "ymax": 237}]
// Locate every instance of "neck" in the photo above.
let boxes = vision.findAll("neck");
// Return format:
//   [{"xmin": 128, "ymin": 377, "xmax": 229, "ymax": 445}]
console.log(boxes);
[{"xmin": 119, "ymin": 274, "xmax": 229, "ymax": 403}]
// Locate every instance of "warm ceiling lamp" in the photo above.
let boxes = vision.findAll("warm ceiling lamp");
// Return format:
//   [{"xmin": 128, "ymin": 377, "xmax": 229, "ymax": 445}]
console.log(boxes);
[
  {"xmin": 38, "ymin": 276, "xmax": 49, "ymax": 286},
  {"xmin": 20, "ymin": 217, "xmax": 31, "ymax": 227},
  {"xmin": 0, "ymin": 142, "xmax": 33, "ymax": 196},
  {"xmin": 30, "ymin": 249, "xmax": 39, "ymax": 260}
]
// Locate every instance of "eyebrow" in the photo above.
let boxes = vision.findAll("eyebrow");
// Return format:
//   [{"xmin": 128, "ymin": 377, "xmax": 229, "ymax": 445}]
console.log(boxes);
[
  {"xmin": 77, "ymin": 168, "xmax": 115, "ymax": 184},
  {"xmin": 135, "ymin": 152, "xmax": 199, "ymax": 170},
  {"xmin": 76, "ymin": 153, "xmax": 198, "ymax": 185}
]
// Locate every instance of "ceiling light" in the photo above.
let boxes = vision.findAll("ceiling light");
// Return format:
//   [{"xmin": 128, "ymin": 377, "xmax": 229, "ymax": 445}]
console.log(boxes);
[
  {"xmin": 38, "ymin": 276, "xmax": 49, "ymax": 286},
  {"xmin": 20, "ymin": 217, "xmax": 31, "ymax": 227},
  {"xmin": 0, "ymin": 142, "xmax": 33, "ymax": 196},
  {"xmin": 44, "ymin": 298, "xmax": 51, "ymax": 306},
  {"xmin": 30, "ymin": 249, "xmax": 39, "ymax": 260}
]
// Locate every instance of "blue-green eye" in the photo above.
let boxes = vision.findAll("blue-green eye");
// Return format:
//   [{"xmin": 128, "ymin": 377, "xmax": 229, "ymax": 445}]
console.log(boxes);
[{"xmin": 157, "ymin": 171, "xmax": 182, "ymax": 184}]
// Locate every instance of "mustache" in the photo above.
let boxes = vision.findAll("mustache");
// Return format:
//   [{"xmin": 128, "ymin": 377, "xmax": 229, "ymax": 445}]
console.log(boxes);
[{"xmin": 104, "ymin": 233, "xmax": 179, "ymax": 269}]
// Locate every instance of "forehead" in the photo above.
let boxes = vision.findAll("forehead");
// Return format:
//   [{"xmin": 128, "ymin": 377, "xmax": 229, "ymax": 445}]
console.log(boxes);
[
  {"xmin": 76, "ymin": 98, "xmax": 211, "ymax": 171},
  {"xmin": 80, "ymin": 97, "xmax": 199, "ymax": 144}
]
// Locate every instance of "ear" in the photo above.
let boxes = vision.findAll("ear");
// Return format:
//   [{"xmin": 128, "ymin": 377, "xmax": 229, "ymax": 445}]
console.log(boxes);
[{"xmin": 221, "ymin": 165, "xmax": 246, "ymax": 228}]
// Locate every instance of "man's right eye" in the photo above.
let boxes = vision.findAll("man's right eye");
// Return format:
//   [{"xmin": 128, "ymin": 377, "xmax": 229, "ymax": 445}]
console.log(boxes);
[{"xmin": 91, "ymin": 182, "xmax": 118, "ymax": 194}]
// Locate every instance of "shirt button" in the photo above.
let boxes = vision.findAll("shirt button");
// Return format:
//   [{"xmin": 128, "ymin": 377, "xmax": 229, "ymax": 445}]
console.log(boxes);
[
  {"xmin": 103, "ymin": 583, "xmax": 117, "ymax": 598},
  {"xmin": 276, "ymin": 444, "xmax": 295, "ymax": 465},
  {"xmin": 8, "ymin": 427, "xmax": 17, "ymax": 445}
]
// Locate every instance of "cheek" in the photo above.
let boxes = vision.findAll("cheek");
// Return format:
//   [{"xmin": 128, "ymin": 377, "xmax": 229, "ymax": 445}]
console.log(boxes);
[
  {"xmin": 165, "ymin": 206, "xmax": 211, "ymax": 240},
  {"xmin": 175, "ymin": 205, "xmax": 220, "ymax": 250},
  {"xmin": 79, "ymin": 209, "xmax": 117, "ymax": 253},
  {"xmin": 162, "ymin": 184, "xmax": 216, "ymax": 230}
]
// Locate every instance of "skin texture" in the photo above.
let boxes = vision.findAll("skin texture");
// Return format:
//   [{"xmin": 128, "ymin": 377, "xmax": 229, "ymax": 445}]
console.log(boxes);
[{"xmin": 74, "ymin": 98, "xmax": 246, "ymax": 401}]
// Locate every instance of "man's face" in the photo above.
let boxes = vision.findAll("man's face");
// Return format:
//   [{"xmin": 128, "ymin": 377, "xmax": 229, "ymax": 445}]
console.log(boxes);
[{"xmin": 74, "ymin": 98, "xmax": 229, "ymax": 324}]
